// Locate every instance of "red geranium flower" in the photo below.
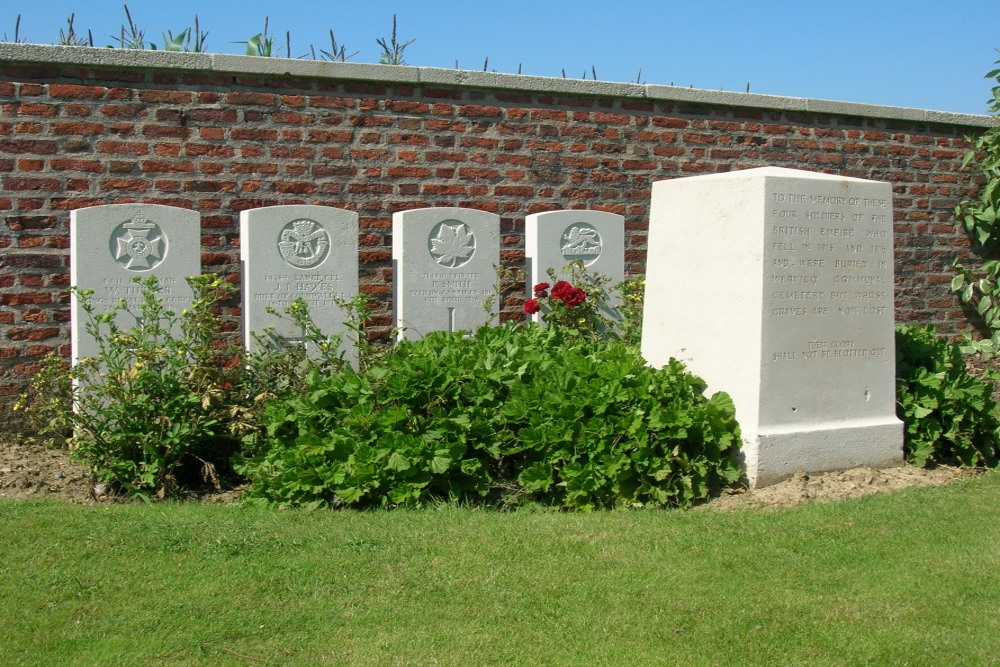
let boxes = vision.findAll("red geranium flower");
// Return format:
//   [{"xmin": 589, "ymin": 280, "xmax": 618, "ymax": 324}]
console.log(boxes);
[
  {"xmin": 523, "ymin": 298, "xmax": 541, "ymax": 314},
  {"xmin": 563, "ymin": 287, "xmax": 586, "ymax": 307},
  {"xmin": 550, "ymin": 281, "xmax": 572, "ymax": 301},
  {"xmin": 533, "ymin": 282, "xmax": 550, "ymax": 297}
]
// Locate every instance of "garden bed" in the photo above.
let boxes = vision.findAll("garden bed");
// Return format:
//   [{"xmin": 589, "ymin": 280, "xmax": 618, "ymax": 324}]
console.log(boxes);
[{"xmin": 1, "ymin": 437, "xmax": 976, "ymax": 510}]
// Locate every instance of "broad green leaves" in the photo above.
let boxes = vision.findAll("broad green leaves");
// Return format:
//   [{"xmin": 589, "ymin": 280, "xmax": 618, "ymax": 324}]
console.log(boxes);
[
  {"xmin": 953, "ymin": 54, "xmax": 1000, "ymax": 332},
  {"xmin": 241, "ymin": 323, "xmax": 743, "ymax": 510},
  {"xmin": 895, "ymin": 325, "xmax": 1000, "ymax": 467}
]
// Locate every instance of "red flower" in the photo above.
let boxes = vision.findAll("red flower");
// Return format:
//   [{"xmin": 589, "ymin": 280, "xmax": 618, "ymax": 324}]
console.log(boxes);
[
  {"xmin": 563, "ymin": 287, "xmax": 586, "ymax": 307},
  {"xmin": 524, "ymin": 298, "xmax": 541, "ymax": 314},
  {"xmin": 533, "ymin": 282, "xmax": 550, "ymax": 297},
  {"xmin": 222, "ymin": 356, "xmax": 242, "ymax": 370},
  {"xmin": 550, "ymin": 281, "xmax": 572, "ymax": 301}
]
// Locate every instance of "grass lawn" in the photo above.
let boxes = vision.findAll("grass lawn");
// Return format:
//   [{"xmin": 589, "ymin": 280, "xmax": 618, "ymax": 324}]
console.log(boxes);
[{"xmin": 1, "ymin": 471, "xmax": 998, "ymax": 665}]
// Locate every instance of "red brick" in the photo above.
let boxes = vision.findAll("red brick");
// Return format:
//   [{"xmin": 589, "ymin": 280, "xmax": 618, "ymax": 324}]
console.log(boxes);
[
  {"xmin": 139, "ymin": 90, "xmax": 193, "ymax": 103},
  {"xmin": 0, "ymin": 139, "xmax": 58, "ymax": 154},
  {"xmin": 49, "ymin": 84, "xmax": 105, "ymax": 99},
  {"xmin": 231, "ymin": 128, "xmax": 278, "ymax": 141},
  {"xmin": 226, "ymin": 92, "xmax": 277, "ymax": 105},
  {"xmin": 143, "ymin": 125, "xmax": 191, "ymax": 139},
  {"xmin": 97, "ymin": 140, "xmax": 148, "ymax": 155},
  {"xmin": 50, "ymin": 158, "xmax": 103, "ymax": 172},
  {"xmin": 4, "ymin": 177, "xmax": 60, "ymax": 191}
]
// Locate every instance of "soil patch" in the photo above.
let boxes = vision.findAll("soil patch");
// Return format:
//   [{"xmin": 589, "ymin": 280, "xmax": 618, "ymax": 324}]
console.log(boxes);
[
  {"xmin": 0, "ymin": 439, "xmax": 980, "ymax": 509},
  {"xmin": 701, "ymin": 464, "xmax": 979, "ymax": 512}
]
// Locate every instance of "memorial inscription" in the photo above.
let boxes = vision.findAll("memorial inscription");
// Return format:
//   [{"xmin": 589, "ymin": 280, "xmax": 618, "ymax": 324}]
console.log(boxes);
[
  {"xmin": 393, "ymin": 207, "xmax": 500, "ymax": 340},
  {"xmin": 641, "ymin": 167, "xmax": 903, "ymax": 486},
  {"xmin": 240, "ymin": 206, "xmax": 358, "ymax": 355},
  {"xmin": 71, "ymin": 204, "xmax": 201, "ymax": 364},
  {"xmin": 524, "ymin": 210, "xmax": 625, "ymax": 324}
]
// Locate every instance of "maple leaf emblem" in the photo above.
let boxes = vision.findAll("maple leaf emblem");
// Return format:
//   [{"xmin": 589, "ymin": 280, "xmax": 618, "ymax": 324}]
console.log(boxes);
[{"xmin": 429, "ymin": 222, "xmax": 476, "ymax": 267}]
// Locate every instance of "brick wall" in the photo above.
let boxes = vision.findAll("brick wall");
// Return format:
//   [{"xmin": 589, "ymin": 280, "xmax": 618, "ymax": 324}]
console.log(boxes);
[{"xmin": 0, "ymin": 44, "xmax": 995, "ymax": 414}]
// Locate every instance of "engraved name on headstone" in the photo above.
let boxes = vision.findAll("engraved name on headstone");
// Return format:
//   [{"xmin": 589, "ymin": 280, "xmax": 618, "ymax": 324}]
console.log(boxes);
[
  {"xmin": 641, "ymin": 167, "xmax": 903, "ymax": 486},
  {"xmin": 525, "ymin": 210, "xmax": 625, "ymax": 323},
  {"xmin": 240, "ymin": 205, "xmax": 359, "ymax": 356},
  {"xmin": 70, "ymin": 204, "xmax": 201, "ymax": 364},
  {"xmin": 392, "ymin": 207, "xmax": 500, "ymax": 340}
]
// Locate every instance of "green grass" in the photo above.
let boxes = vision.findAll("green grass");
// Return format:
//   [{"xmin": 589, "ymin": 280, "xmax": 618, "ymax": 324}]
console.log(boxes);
[{"xmin": 2, "ymin": 472, "xmax": 999, "ymax": 665}]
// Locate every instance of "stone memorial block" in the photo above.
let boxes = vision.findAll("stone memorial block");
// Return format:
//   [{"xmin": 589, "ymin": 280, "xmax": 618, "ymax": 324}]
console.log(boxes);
[
  {"xmin": 641, "ymin": 167, "xmax": 903, "ymax": 486},
  {"xmin": 392, "ymin": 207, "xmax": 500, "ymax": 340},
  {"xmin": 240, "ymin": 205, "xmax": 359, "ymax": 356},
  {"xmin": 70, "ymin": 204, "xmax": 201, "ymax": 364},
  {"xmin": 525, "ymin": 210, "xmax": 625, "ymax": 323}
]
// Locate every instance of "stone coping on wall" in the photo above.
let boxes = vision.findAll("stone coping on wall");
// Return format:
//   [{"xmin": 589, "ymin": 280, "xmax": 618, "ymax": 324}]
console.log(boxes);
[{"xmin": 1, "ymin": 42, "xmax": 995, "ymax": 128}]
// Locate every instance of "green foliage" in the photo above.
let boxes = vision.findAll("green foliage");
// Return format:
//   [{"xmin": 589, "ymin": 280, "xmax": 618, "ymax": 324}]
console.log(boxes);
[
  {"xmin": 952, "ymin": 53, "xmax": 1000, "ymax": 344},
  {"xmin": 311, "ymin": 29, "xmax": 357, "ymax": 62},
  {"xmin": 895, "ymin": 324, "xmax": 1000, "ymax": 467},
  {"xmin": 526, "ymin": 263, "xmax": 644, "ymax": 345},
  {"xmin": 376, "ymin": 14, "xmax": 415, "ymax": 65},
  {"xmin": 614, "ymin": 275, "xmax": 645, "ymax": 347},
  {"xmin": 240, "ymin": 323, "xmax": 742, "ymax": 510},
  {"xmin": 17, "ymin": 276, "xmax": 242, "ymax": 500},
  {"xmin": 237, "ymin": 17, "xmax": 275, "ymax": 57},
  {"xmin": 160, "ymin": 16, "xmax": 208, "ymax": 53},
  {"xmin": 235, "ymin": 294, "xmax": 384, "ymax": 452},
  {"xmin": 109, "ymin": 5, "xmax": 149, "ymax": 49},
  {"xmin": 57, "ymin": 13, "xmax": 92, "ymax": 47},
  {"xmin": 2, "ymin": 14, "xmax": 24, "ymax": 43}
]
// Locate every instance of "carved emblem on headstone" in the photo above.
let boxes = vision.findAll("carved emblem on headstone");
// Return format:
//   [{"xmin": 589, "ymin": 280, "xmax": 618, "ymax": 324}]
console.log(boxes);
[
  {"xmin": 560, "ymin": 223, "xmax": 602, "ymax": 266},
  {"xmin": 429, "ymin": 221, "xmax": 476, "ymax": 268},
  {"xmin": 278, "ymin": 219, "xmax": 330, "ymax": 269},
  {"xmin": 110, "ymin": 214, "xmax": 167, "ymax": 271}
]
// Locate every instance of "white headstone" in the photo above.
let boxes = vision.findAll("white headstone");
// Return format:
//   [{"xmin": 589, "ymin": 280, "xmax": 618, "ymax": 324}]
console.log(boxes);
[
  {"xmin": 70, "ymin": 203, "xmax": 201, "ymax": 364},
  {"xmin": 641, "ymin": 167, "xmax": 903, "ymax": 487},
  {"xmin": 240, "ymin": 205, "xmax": 359, "ymax": 356},
  {"xmin": 524, "ymin": 210, "xmax": 625, "ymax": 322},
  {"xmin": 392, "ymin": 207, "xmax": 500, "ymax": 340}
]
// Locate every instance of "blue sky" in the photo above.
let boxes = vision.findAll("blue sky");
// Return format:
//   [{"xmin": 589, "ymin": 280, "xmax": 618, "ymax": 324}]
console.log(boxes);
[{"xmin": 3, "ymin": 0, "xmax": 998, "ymax": 115}]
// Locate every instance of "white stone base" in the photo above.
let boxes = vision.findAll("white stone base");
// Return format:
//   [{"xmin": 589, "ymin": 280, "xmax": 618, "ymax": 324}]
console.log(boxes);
[{"xmin": 748, "ymin": 419, "xmax": 904, "ymax": 487}]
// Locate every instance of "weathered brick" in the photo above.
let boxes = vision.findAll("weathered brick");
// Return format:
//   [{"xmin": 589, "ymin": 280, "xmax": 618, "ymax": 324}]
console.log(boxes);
[{"xmin": 49, "ymin": 84, "xmax": 105, "ymax": 99}]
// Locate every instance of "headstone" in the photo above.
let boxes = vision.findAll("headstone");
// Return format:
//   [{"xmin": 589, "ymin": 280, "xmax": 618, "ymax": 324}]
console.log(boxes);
[
  {"xmin": 70, "ymin": 203, "xmax": 201, "ymax": 364},
  {"xmin": 392, "ymin": 207, "xmax": 500, "ymax": 340},
  {"xmin": 641, "ymin": 167, "xmax": 903, "ymax": 487},
  {"xmin": 240, "ymin": 205, "xmax": 359, "ymax": 356},
  {"xmin": 524, "ymin": 210, "xmax": 625, "ymax": 322}
]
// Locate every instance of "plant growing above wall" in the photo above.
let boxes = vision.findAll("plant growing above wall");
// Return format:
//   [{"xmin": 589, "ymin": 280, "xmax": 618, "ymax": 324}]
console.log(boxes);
[{"xmin": 375, "ymin": 14, "xmax": 414, "ymax": 65}]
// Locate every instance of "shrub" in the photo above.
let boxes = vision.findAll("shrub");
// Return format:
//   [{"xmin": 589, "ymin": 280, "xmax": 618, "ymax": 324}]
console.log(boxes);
[
  {"xmin": 18, "ymin": 276, "xmax": 243, "ymax": 500},
  {"xmin": 239, "ymin": 323, "xmax": 742, "ymax": 510},
  {"xmin": 895, "ymin": 324, "xmax": 1000, "ymax": 467}
]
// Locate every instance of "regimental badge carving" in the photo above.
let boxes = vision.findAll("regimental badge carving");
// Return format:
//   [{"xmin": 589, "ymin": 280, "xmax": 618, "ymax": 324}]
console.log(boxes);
[
  {"xmin": 110, "ymin": 214, "xmax": 167, "ymax": 271},
  {"xmin": 560, "ymin": 223, "xmax": 602, "ymax": 266},
  {"xmin": 278, "ymin": 219, "xmax": 330, "ymax": 269},
  {"xmin": 428, "ymin": 220, "xmax": 476, "ymax": 268}
]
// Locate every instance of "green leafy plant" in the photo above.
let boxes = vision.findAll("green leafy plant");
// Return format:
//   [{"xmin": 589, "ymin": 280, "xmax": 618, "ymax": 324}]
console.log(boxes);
[
  {"xmin": 237, "ymin": 17, "xmax": 275, "ymax": 57},
  {"xmin": 310, "ymin": 29, "xmax": 357, "ymax": 62},
  {"xmin": 17, "ymin": 276, "xmax": 243, "ymax": 500},
  {"xmin": 525, "ymin": 261, "xmax": 634, "ymax": 343},
  {"xmin": 895, "ymin": 324, "xmax": 1000, "ymax": 467},
  {"xmin": 57, "ymin": 13, "xmax": 93, "ymax": 47},
  {"xmin": 240, "ymin": 323, "xmax": 741, "ymax": 510},
  {"xmin": 2, "ymin": 14, "xmax": 24, "ymax": 43},
  {"xmin": 110, "ymin": 4, "xmax": 149, "ymax": 49},
  {"xmin": 160, "ymin": 16, "xmax": 208, "ymax": 52},
  {"xmin": 376, "ymin": 14, "xmax": 414, "ymax": 65},
  {"xmin": 614, "ymin": 275, "xmax": 645, "ymax": 347},
  {"xmin": 951, "ymin": 52, "xmax": 1000, "ymax": 351}
]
